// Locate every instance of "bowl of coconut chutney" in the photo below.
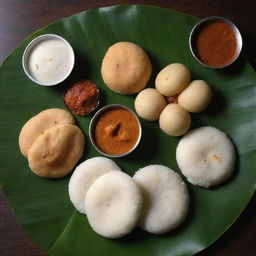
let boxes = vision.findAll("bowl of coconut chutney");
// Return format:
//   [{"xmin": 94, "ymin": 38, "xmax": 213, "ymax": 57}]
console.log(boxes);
[{"xmin": 22, "ymin": 34, "xmax": 75, "ymax": 86}]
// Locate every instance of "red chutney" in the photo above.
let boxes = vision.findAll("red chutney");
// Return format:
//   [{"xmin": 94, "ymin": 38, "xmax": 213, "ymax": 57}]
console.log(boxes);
[
  {"xmin": 194, "ymin": 20, "xmax": 237, "ymax": 67},
  {"xmin": 64, "ymin": 80, "xmax": 99, "ymax": 115},
  {"xmin": 93, "ymin": 107, "xmax": 140, "ymax": 156},
  {"xmin": 167, "ymin": 95, "xmax": 178, "ymax": 104}
]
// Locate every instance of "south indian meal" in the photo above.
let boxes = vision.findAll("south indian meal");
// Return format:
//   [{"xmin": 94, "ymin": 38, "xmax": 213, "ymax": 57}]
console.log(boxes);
[{"xmin": 19, "ymin": 15, "xmax": 239, "ymax": 239}]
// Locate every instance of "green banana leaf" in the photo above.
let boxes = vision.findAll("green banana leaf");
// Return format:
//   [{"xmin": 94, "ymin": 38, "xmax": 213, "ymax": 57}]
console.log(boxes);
[{"xmin": 0, "ymin": 5, "xmax": 255, "ymax": 256}]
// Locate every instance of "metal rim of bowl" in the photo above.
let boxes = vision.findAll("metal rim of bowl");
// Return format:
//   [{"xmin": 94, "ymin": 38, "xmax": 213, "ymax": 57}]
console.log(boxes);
[
  {"xmin": 89, "ymin": 104, "xmax": 142, "ymax": 158},
  {"xmin": 189, "ymin": 16, "xmax": 243, "ymax": 69},
  {"xmin": 22, "ymin": 34, "xmax": 75, "ymax": 86}
]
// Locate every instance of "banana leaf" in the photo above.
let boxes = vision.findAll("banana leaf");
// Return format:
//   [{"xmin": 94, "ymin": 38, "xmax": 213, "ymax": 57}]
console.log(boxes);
[{"xmin": 0, "ymin": 5, "xmax": 255, "ymax": 256}]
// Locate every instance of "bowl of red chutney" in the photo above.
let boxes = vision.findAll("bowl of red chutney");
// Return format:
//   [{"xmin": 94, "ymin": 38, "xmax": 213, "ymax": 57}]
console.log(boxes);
[
  {"xmin": 63, "ymin": 79, "xmax": 100, "ymax": 116},
  {"xmin": 189, "ymin": 16, "xmax": 243, "ymax": 69}
]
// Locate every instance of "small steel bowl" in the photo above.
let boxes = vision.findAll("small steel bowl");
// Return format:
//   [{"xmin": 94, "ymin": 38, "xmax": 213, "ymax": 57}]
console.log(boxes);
[
  {"xmin": 189, "ymin": 16, "xmax": 243, "ymax": 69},
  {"xmin": 22, "ymin": 34, "xmax": 75, "ymax": 86},
  {"xmin": 63, "ymin": 79, "xmax": 100, "ymax": 116},
  {"xmin": 89, "ymin": 104, "xmax": 142, "ymax": 158}
]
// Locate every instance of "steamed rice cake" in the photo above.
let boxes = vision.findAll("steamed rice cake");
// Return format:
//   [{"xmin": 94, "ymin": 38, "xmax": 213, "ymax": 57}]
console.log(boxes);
[
  {"xmin": 133, "ymin": 165, "xmax": 189, "ymax": 234},
  {"xmin": 176, "ymin": 126, "xmax": 235, "ymax": 187},
  {"xmin": 19, "ymin": 108, "xmax": 75, "ymax": 157},
  {"xmin": 28, "ymin": 124, "xmax": 84, "ymax": 178},
  {"xmin": 69, "ymin": 157, "xmax": 121, "ymax": 214},
  {"xmin": 101, "ymin": 42, "xmax": 152, "ymax": 95}
]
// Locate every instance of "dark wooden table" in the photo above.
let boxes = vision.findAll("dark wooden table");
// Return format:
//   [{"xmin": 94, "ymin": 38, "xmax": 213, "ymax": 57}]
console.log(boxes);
[{"xmin": 0, "ymin": 0, "xmax": 255, "ymax": 255}]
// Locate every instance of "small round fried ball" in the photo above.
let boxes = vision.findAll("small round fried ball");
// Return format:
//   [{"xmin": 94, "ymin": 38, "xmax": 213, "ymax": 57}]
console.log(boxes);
[
  {"xmin": 135, "ymin": 88, "xmax": 166, "ymax": 121},
  {"xmin": 101, "ymin": 42, "xmax": 152, "ymax": 95},
  {"xmin": 159, "ymin": 104, "xmax": 191, "ymax": 136},
  {"xmin": 155, "ymin": 63, "xmax": 190, "ymax": 96},
  {"xmin": 178, "ymin": 80, "xmax": 212, "ymax": 113}
]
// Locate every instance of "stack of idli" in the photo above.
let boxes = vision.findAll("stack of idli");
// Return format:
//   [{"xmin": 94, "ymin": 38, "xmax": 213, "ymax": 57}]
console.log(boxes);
[
  {"xmin": 68, "ymin": 157, "xmax": 189, "ymax": 238},
  {"xmin": 69, "ymin": 157, "xmax": 142, "ymax": 238},
  {"xmin": 69, "ymin": 157, "xmax": 121, "ymax": 214},
  {"xmin": 18, "ymin": 108, "xmax": 85, "ymax": 178}
]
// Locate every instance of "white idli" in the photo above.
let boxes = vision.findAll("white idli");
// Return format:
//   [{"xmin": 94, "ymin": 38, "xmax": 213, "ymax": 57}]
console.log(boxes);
[
  {"xmin": 133, "ymin": 165, "xmax": 189, "ymax": 234},
  {"xmin": 68, "ymin": 157, "xmax": 121, "ymax": 214},
  {"xmin": 176, "ymin": 126, "xmax": 236, "ymax": 188},
  {"xmin": 85, "ymin": 171, "xmax": 142, "ymax": 239}
]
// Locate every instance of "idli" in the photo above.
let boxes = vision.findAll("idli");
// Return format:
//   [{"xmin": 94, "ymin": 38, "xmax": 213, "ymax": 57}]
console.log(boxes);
[
  {"xmin": 176, "ymin": 126, "xmax": 236, "ymax": 188},
  {"xmin": 155, "ymin": 63, "xmax": 190, "ymax": 96},
  {"xmin": 19, "ymin": 108, "xmax": 75, "ymax": 157},
  {"xmin": 134, "ymin": 88, "xmax": 166, "ymax": 121},
  {"xmin": 178, "ymin": 80, "xmax": 212, "ymax": 113},
  {"xmin": 101, "ymin": 42, "xmax": 152, "ymax": 94},
  {"xmin": 133, "ymin": 165, "xmax": 189, "ymax": 234},
  {"xmin": 28, "ymin": 124, "xmax": 84, "ymax": 178},
  {"xmin": 159, "ymin": 103, "xmax": 191, "ymax": 136},
  {"xmin": 69, "ymin": 157, "xmax": 121, "ymax": 214},
  {"xmin": 85, "ymin": 171, "xmax": 142, "ymax": 239}
]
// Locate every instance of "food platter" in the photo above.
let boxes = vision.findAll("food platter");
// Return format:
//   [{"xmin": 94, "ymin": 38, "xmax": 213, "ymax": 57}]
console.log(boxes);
[{"xmin": 0, "ymin": 5, "xmax": 255, "ymax": 256}]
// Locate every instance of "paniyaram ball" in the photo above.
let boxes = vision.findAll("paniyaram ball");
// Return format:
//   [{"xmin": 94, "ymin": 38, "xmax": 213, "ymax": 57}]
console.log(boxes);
[
  {"xmin": 101, "ymin": 42, "xmax": 152, "ymax": 95},
  {"xmin": 155, "ymin": 63, "xmax": 190, "ymax": 96},
  {"xmin": 85, "ymin": 171, "xmax": 142, "ymax": 239},
  {"xmin": 134, "ymin": 88, "xmax": 166, "ymax": 121},
  {"xmin": 178, "ymin": 80, "xmax": 212, "ymax": 113},
  {"xmin": 176, "ymin": 126, "xmax": 236, "ymax": 188},
  {"xmin": 68, "ymin": 157, "xmax": 121, "ymax": 214},
  {"xmin": 159, "ymin": 104, "xmax": 191, "ymax": 136},
  {"xmin": 133, "ymin": 165, "xmax": 189, "ymax": 234}
]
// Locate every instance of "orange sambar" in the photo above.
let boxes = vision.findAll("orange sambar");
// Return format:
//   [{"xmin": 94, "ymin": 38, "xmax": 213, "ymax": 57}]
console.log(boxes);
[{"xmin": 93, "ymin": 106, "xmax": 140, "ymax": 156}]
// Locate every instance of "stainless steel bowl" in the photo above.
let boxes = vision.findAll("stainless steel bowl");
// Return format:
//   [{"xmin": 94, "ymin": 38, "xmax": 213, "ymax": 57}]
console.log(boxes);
[
  {"xmin": 22, "ymin": 34, "xmax": 75, "ymax": 86},
  {"xmin": 189, "ymin": 16, "xmax": 243, "ymax": 69},
  {"xmin": 63, "ymin": 79, "xmax": 100, "ymax": 116},
  {"xmin": 89, "ymin": 104, "xmax": 142, "ymax": 158}
]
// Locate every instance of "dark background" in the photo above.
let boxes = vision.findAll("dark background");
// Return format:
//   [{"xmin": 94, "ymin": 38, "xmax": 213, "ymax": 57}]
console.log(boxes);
[{"xmin": 0, "ymin": 0, "xmax": 255, "ymax": 255}]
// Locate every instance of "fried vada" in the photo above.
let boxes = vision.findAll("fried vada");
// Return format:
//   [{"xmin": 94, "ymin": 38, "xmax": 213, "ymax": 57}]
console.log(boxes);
[{"xmin": 101, "ymin": 42, "xmax": 152, "ymax": 95}]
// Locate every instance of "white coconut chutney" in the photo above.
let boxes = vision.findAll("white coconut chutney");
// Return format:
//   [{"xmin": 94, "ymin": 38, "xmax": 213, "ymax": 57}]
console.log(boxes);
[{"xmin": 27, "ymin": 37, "xmax": 74, "ymax": 85}]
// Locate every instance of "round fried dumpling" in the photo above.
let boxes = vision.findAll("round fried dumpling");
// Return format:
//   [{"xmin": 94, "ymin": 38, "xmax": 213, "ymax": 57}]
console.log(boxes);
[
  {"xmin": 69, "ymin": 157, "xmax": 121, "ymax": 214},
  {"xmin": 133, "ymin": 165, "xmax": 189, "ymax": 234},
  {"xmin": 176, "ymin": 126, "xmax": 235, "ymax": 187},
  {"xmin": 178, "ymin": 80, "xmax": 212, "ymax": 113},
  {"xmin": 85, "ymin": 171, "xmax": 142, "ymax": 239},
  {"xmin": 28, "ymin": 124, "xmax": 84, "ymax": 178},
  {"xmin": 155, "ymin": 63, "xmax": 190, "ymax": 96},
  {"xmin": 101, "ymin": 42, "xmax": 152, "ymax": 95},
  {"xmin": 19, "ymin": 108, "xmax": 75, "ymax": 157},
  {"xmin": 135, "ymin": 88, "xmax": 166, "ymax": 121},
  {"xmin": 159, "ymin": 104, "xmax": 191, "ymax": 136}
]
